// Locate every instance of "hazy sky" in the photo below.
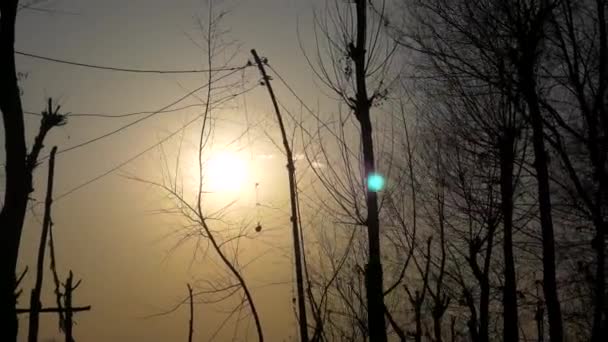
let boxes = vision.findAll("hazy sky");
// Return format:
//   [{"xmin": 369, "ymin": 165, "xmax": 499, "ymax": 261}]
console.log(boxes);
[{"xmin": 9, "ymin": 0, "xmax": 358, "ymax": 340}]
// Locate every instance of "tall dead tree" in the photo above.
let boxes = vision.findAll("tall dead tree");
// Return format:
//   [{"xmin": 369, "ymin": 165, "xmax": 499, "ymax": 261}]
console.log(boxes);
[
  {"xmin": 28, "ymin": 146, "xmax": 58, "ymax": 342},
  {"xmin": 251, "ymin": 49, "xmax": 309, "ymax": 342},
  {"xmin": 62, "ymin": 271, "xmax": 83, "ymax": 342}
]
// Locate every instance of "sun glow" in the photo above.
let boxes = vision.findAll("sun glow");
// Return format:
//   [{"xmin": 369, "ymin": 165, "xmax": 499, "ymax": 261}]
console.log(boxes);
[{"xmin": 204, "ymin": 152, "xmax": 248, "ymax": 193}]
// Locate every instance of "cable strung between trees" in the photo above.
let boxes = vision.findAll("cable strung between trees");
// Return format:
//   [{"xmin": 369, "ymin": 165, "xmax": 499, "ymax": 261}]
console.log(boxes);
[
  {"xmin": 16, "ymin": 51, "xmax": 250, "ymax": 74},
  {"xmin": 52, "ymin": 83, "xmax": 259, "ymax": 202},
  {"xmin": 36, "ymin": 67, "xmax": 247, "ymax": 162},
  {"xmin": 24, "ymin": 104, "xmax": 206, "ymax": 119}
]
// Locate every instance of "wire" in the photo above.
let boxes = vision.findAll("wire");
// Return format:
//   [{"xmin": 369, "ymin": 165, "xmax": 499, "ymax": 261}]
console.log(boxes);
[
  {"xmin": 53, "ymin": 114, "xmax": 202, "ymax": 202},
  {"xmin": 52, "ymin": 83, "xmax": 259, "ymax": 202},
  {"xmin": 16, "ymin": 51, "xmax": 250, "ymax": 74},
  {"xmin": 24, "ymin": 104, "xmax": 206, "ymax": 119},
  {"xmin": 266, "ymin": 64, "xmax": 325, "ymax": 125},
  {"xmin": 52, "ymin": 85, "xmax": 206, "ymax": 157},
  {"xmin": 38, "ymin": 68, "xmax": 245, "ymax": 162}
]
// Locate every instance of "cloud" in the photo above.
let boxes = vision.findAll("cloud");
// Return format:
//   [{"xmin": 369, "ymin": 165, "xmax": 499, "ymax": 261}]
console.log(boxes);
[
  {"xmin": 255, "ymin": 152, "xmax": 322, "ymax": 169},
  {"xmin": 256, "ymin": 153, "xmax": 274, "ymax": 160}
]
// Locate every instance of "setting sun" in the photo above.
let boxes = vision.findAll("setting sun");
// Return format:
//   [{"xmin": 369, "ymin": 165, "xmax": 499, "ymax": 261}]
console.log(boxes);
[{"xmin": 204, "ymin": 152, "xmax": 248, "ymax": 192}]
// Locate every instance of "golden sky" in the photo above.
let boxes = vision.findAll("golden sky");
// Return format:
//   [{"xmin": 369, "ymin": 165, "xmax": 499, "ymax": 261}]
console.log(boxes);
[
  {"xmin": 11, "ymin": 0, "xmax": 352, "ymax": 340},
  {"xmin": 7, "ymin": 0, "xmax": 406, "ymax": 339}
]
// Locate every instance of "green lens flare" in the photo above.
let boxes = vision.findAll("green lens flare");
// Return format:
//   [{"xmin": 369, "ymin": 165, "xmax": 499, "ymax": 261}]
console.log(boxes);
[{"xmin": 367, "ymin": 173, "xmax": 385, "ymax": 192}]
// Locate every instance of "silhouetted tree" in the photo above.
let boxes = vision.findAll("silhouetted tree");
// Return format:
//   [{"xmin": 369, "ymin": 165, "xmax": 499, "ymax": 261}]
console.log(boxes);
[
  {"xmin": 1, "ymin": 1, "xmax": 67, "ymax": 338},
  {"xmin": 0, "ymin": 2, "xmax": 31, "ymax": 339},
  {"xmin": 300, "ymin": 1, "xmax": 397, "ymax": 339},
  {"xmin": 540, "ymin": 1, "xmax": 608, "ymax": 338},
  {"xmin": 395, "ymin": 1, "xmax": 566, "ymax": 340},
  {"xmin": 132, "ymin": 3, "xmax": 264, "ymax": 341},
  {"xmin": 28, "ymin": 146, "xmax": 58, "ymax": 342}
]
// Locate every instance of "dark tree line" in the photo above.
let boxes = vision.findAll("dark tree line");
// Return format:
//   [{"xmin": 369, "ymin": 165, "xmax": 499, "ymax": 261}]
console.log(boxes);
[
  {"xmin": 298, "ymin": 0, "xmax": 607, "ymax": 341},
  {"xmin": 393, "ymin": 0, "xmax": 606, "ymax": 340}
]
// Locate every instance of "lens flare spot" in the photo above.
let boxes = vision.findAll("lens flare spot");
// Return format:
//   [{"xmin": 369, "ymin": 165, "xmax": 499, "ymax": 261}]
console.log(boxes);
[{"xmin": 367, "ymin": 173, "xmax": 385, "ymax": 192}]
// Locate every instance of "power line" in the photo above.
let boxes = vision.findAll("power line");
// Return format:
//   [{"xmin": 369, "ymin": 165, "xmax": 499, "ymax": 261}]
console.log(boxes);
[
  {"xmin": 38, "ymin": 68, "xmax": 245, "ymax": 162},
  {"xmin": 265, "ymin": 63, "xmax": 354, "ymax": 155},
  {"xmin": 53, "ymin": 114, "xmax": 202, "ymax": 202},
  {"xmin": 16, "ymin": 51, "xmax": 250, "ymax": 74},
  {"xmin": 53, "ymin": 83, "xmax": 259, "ymax": 202},
  {"xmin": 265, "ymin": 64, "xmax": 324, "ymax": 125},
  {"xmin": 25, "ymin": 104, "xmax": 206, "ymax": 119},
  {"xmin": 51, "ymin": 84, "xmax": 207, "ymax": 158}
]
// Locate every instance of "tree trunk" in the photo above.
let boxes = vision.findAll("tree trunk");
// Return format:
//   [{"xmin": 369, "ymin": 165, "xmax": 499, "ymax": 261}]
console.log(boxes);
[
  {"xmin": 251, "ymin": 49, "xmax": 306, "ymax": 342},
  {"xmin": 0, "ymin": 2, "xmax": 28, "ymax": 341},
  {"xmin": 499, "ymin": 133, "xmax": 519, "ymax": 342},
  {"xmin": 591, "ymin": 2, "xmax": 607, "ymax": 339},
  {"xmin": 64, "ymin": 272, "xmax": 74, "ymax": 342},
  {"xmin": 591, "ymin": 217, "xmax": 606, "ymax": 342},
  {"xmin": 28, "ymin": 147, "xmax": 58, "ymax": 342},
  {"xmin": 519, "ymin": 62, "xmax": 564, "ymax": 342},
  {"xmin": 463, "ymin": 288, "xmax": 479, "ymax": 342},
  {"xmin": 478, "ymin": 266, "xmax": 490, "ymax": 342},
  {"xmin": 352, "ymin": 1, "xmax": 387, "ymax": 341},
  {"xmin": 360, "ymin": 111, "xmax": 387, "ymax": 342},
  {"xmin": 187, "ymin": 284, "xmax": 193, "ymax": 342},
  {"xmin": 433, "ymin": 312, "xmax": 443, "ymax": 342},
  {"xmin": 414, "ymin": 305, "xmax": 422, "ymax": 342},
  {"xmin": 468, "ymin": 232, "xmax": 493, "ymax": 342}
]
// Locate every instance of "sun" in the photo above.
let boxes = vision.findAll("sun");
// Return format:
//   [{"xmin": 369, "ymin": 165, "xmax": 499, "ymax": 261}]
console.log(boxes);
[{"xmin": 204, "ymin": 152, "xmax": 248, "ymax": 192}]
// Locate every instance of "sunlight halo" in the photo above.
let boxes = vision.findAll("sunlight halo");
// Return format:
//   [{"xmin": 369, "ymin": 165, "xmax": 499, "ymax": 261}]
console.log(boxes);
[{"xmin": 203, "ymin": 152, "xmax": 248, "ymax": 193}]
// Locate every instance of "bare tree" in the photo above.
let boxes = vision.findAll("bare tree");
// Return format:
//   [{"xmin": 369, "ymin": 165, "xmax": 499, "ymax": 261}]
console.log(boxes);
[
  {"xmin": 539, "ymin": 1, "xmax": 608, "ymax": 338},
  {"xmin": 299, "ymin": 1, "xmax": 398, "ymax": 340},
  {"xmin": 187, "ymin": 283, "xmax": 194, "ymax": 342},
  {"xmin": 132, "ymin": 2, "xmax": 264, "ymax": 341},
  {"xmin": 1, "ymin": 1, "xmax": 67, "ymax": 336},
  {"xmin": 417, "ymin": 109, "xmax": 504, "ymax": 342},
  {"xmin": 394, "ymin": 1, "xmax": 566, "ymax": 340},
  {"xmin": 1, "ymin": 2, "xmax": 33, "ymax": 339},
  {"xmin": 28, "ymin": 145, "xmax": 58, "ymax": 342}
]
